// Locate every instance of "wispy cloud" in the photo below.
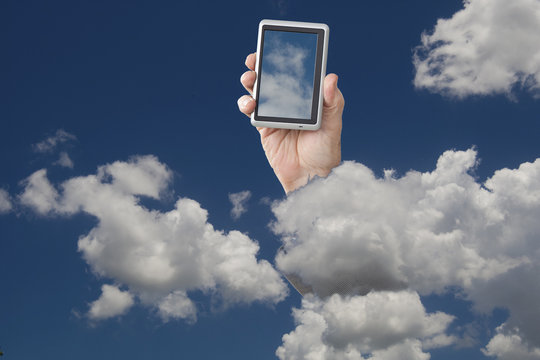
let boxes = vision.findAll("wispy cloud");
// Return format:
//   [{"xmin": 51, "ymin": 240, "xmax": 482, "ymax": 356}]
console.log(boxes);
[
  {"xmin": 413, "ymin": 0, "xmax": 540, "ymax": 98},
  {"xmin": 54, "ymin": 152, "xmax": 74, "ymax": 169},
  {"xmin": 33, "ymin": 129, "xmax": 76, "ymax": 153},
  {"xmin": 229, "ymin": 190, "xmax": 252, "ymax": 220},
  {"xmin": 270, "ymin": 0, "xmax": 289, "ymax": 16},
  {"xmin": 19, "ymin": 156, "xmax": 288, "ymax": 322},
  {"xmin": 0, "ymin": 189, "xmax": 12, "ymax": 214},
  {"xmin": 271, "ymin": 149, "xmax": 540, "ymax": 358}
]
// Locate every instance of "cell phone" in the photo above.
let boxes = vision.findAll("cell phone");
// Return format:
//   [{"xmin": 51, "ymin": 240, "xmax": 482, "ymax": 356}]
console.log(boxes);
[{"xmin": 251, "ymin": 19, "xmax": 329, "ymax": 131}]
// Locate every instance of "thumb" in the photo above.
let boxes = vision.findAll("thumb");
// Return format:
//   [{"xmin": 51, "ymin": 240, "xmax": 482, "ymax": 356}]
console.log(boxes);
[
  {"xmin": 320, "ymin": 73, "xmax": 344, "ymax": 135},
  {"xmin": 323, "ymin": 73, "xmax": 340, "ymax": 108}
]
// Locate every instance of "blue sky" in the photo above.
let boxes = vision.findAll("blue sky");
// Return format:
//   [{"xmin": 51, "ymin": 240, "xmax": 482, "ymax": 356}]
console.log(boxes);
[{"xmin": 1, "ymin": 0, "xmax": 540, "ymax": 359}]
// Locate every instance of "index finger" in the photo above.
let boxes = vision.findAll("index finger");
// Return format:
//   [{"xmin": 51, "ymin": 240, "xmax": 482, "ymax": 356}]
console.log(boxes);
[{"xmin": 245, "ymin": 52, "xmax": 256, "ymax": 71}]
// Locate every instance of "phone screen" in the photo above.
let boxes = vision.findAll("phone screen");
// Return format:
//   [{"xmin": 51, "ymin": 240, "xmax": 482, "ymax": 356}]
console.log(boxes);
[{"xmin": 254, "ymin": 25, "xmax": 325, "ymax": 125}]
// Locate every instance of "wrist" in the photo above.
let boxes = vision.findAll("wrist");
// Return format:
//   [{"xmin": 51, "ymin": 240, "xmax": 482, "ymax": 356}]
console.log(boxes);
[{"xmin": 282, "ymin": 168, "xmax": 333, "ymax": 195}]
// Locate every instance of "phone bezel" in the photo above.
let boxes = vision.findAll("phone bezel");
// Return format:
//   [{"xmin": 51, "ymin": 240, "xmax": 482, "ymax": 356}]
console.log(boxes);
[{"xmin": 251, "ymin": 20, "xmax": 329, "ymax": 131}]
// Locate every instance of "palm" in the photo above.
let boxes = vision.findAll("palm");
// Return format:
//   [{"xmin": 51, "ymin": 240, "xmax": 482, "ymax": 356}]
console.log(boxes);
[{"xmin": 257, "ymin": 99, "xmax": 342, "ymax": 193}]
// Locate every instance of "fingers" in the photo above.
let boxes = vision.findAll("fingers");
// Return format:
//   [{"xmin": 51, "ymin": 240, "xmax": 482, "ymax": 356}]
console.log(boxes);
[
  {"xmin": 237, "ymin": 95, "xmax": 255, "ymax": 117},
  {"xmin": 238, "ymin": 53, "xmax": 257, "ymax": 118},
  {"xmin": 245, "ymin": 52, "xmax": 256, "ymax": 71},
  {"xmin": 241, "ymin": 70, "xmax": 256, "ymax": 95}
]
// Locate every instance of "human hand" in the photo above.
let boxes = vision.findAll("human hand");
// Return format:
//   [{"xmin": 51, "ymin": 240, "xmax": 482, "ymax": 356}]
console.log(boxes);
[{"xmin": 238, "ymin": 53, "xmax": 345, "ymax": 194}]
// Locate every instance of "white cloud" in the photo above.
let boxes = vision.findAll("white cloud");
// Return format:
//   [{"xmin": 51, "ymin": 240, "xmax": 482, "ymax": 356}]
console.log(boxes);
[
  {"xmin": 483, "ymin": 325, "xmax": 540, "ymax": 360},
  {"xmin": 229, "ymin": 190, "xmax": 251, "ymax": 220},
  {"xmin": 33, "ymin": 129, "xmax": 76, "ymax": 153},
  {"xmin": 156, "ymin": 290, "xmax": 197, "ymax": 323},
  {"xmin": 276, "ymin": 291, "xmax": 455, "ymax": 360},
  {"xmin": 0, "ymin": 189, "xmax": 12, "ymax": 214},
  {"xmin": 19, "ymin": 169, "xmax": 59, "ymax": 215},
  {"xmin": 88, "ymin": 284, "xmax": 134, "ymax": 320},
  {"xmin": 413, "ymin": 0, "xmax": 540, "ymax": 98},
  {"xmin": 54, "ymin": 151, "xmax": 74, "ymax": 168},
  {"xmin": 271, "ymin": 149, "xmax": 540, "ymax": 356},
  {"xmin": 20, "ymin": 155, "xmax": 287, "ymax": 321}
]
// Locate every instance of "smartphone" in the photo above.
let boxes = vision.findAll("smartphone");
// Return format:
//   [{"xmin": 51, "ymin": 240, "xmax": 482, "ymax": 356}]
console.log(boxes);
[{"xmin": 251, "ymin": 19, "xmax": 329, "ymax": 131}]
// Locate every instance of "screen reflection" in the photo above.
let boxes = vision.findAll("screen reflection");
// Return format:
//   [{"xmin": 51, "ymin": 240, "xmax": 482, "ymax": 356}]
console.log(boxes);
[{"xmin": 258, "ymin": 30, "xmax": 318, "ymax": 119}]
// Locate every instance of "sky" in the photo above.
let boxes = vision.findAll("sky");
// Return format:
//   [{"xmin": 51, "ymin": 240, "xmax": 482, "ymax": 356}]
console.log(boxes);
[{"xmin": 1, "ymin": 0, "xmax": 540, "ymax": 359}]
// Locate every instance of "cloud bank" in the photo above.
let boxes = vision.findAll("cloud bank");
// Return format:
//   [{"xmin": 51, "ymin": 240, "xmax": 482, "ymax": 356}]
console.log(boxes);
[
  {"xmin": 272, "ymin": 149, "xmax": 540, "ymax": 359},
  {"xmin": 19, "ymin": 155, "xmax": 287, "ymax": 321},
  {"xmin": 413, "ymin": 0, "xmax": 540, "ymax": 98}
]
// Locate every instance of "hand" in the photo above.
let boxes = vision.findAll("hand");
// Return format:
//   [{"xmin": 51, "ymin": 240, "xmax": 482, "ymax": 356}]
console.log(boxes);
[{"xmin": 238, "ymin": 53, "xmax": 345, "ymax": 194}]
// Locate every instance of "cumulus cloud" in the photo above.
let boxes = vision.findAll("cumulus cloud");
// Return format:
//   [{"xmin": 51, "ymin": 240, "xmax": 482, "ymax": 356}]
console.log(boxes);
[
  {"xmin": 19, "ymin": 155, "xmax": 287, "ymax": 321},
  {"xmin": 54, "ymin": 151, "xmax": 74, "ymax": 168},
  {"xmin": 229, "ymin": 190, "xmax": 251, "ymax": 220},
  {"xmin": 0, "ymin": 189, "xmax": 12, "ymax": 214},
  {"xmin": 33, "ymin": 129, "xmax": 76, "ymax": 153},
  {"xmin": 483, "ymin": 325, "xmax": 540, "ymax": 360},
  {"xmin": 276, "ymin": 291, "xmax": 455, "ymax": 360},
  {"xmin": 88, "ymin": 284, "xmax": 134, "ymax": 320},
  {"xmin": 156, "ymin": 290, "xmax": 197, "ymax": 323},
  {"xmin": 271, "ymin": 149, "xmax": 540, "ymax": 357},
  {"xmin": 413, "ymin": 0, "xmax": 540, "ymax": 98}
]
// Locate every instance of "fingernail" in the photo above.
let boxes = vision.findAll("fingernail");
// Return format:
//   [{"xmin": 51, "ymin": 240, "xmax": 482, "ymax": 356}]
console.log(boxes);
[
  {"xmin": 238, "ymin": 97, "xmax": 252, "ymax": 109},
  {"xmin": 242, "ymin": 97, "xmax": 252, "ymax": 108}
]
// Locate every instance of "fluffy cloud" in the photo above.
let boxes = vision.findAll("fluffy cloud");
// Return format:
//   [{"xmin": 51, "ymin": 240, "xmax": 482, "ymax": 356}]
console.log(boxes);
[
  {"xmin": 156, "ymin": 290, "xmax": 197, "ymax": 323},
  {"xmin": 19, "ymin": 155, "xmax": 287, "ymax": 321},
  {"xmin": 229, "ymin": 190, "xmax": 251, "ymax": 220},
  {"xmin": 272, "ymin": 149, "xmax": 540, "ymax": 357},
  {"xmin": 88, "ymin": 284, "xmax": 134, "ymax": 320},
  {"xmin": 0, "ymin": 189, "xmax": 12, "ymax": 214},
  {"xmin": 276, "ymin": 291, "xmax": 455, "ymax": 360},
  {"xmin": 33, "ymin": 129, "xmax": 76, "ymax": 153},
  {"xmin": 19, "ymin": 169, "xmax": 59, "ymax": 215},
  {"xmin": 413, "ymin": 0, "xmax": 540, "ymax": 98},
  {"xmin": 483, "ymin": 325, "xmax": 540, "ymax": 360}
]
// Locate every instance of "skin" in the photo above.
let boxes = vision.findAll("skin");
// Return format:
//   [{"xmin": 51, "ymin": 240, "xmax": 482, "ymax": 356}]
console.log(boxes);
[{"xmin": 237, "ymin": 52, "xmax": 345, "ymax": 194}]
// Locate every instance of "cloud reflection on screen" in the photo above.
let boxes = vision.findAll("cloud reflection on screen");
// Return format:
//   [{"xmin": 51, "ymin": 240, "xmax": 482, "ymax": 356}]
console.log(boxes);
[{"xmin": 258, "ymin": 30, "xmax": 317, "ymax": 119}]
